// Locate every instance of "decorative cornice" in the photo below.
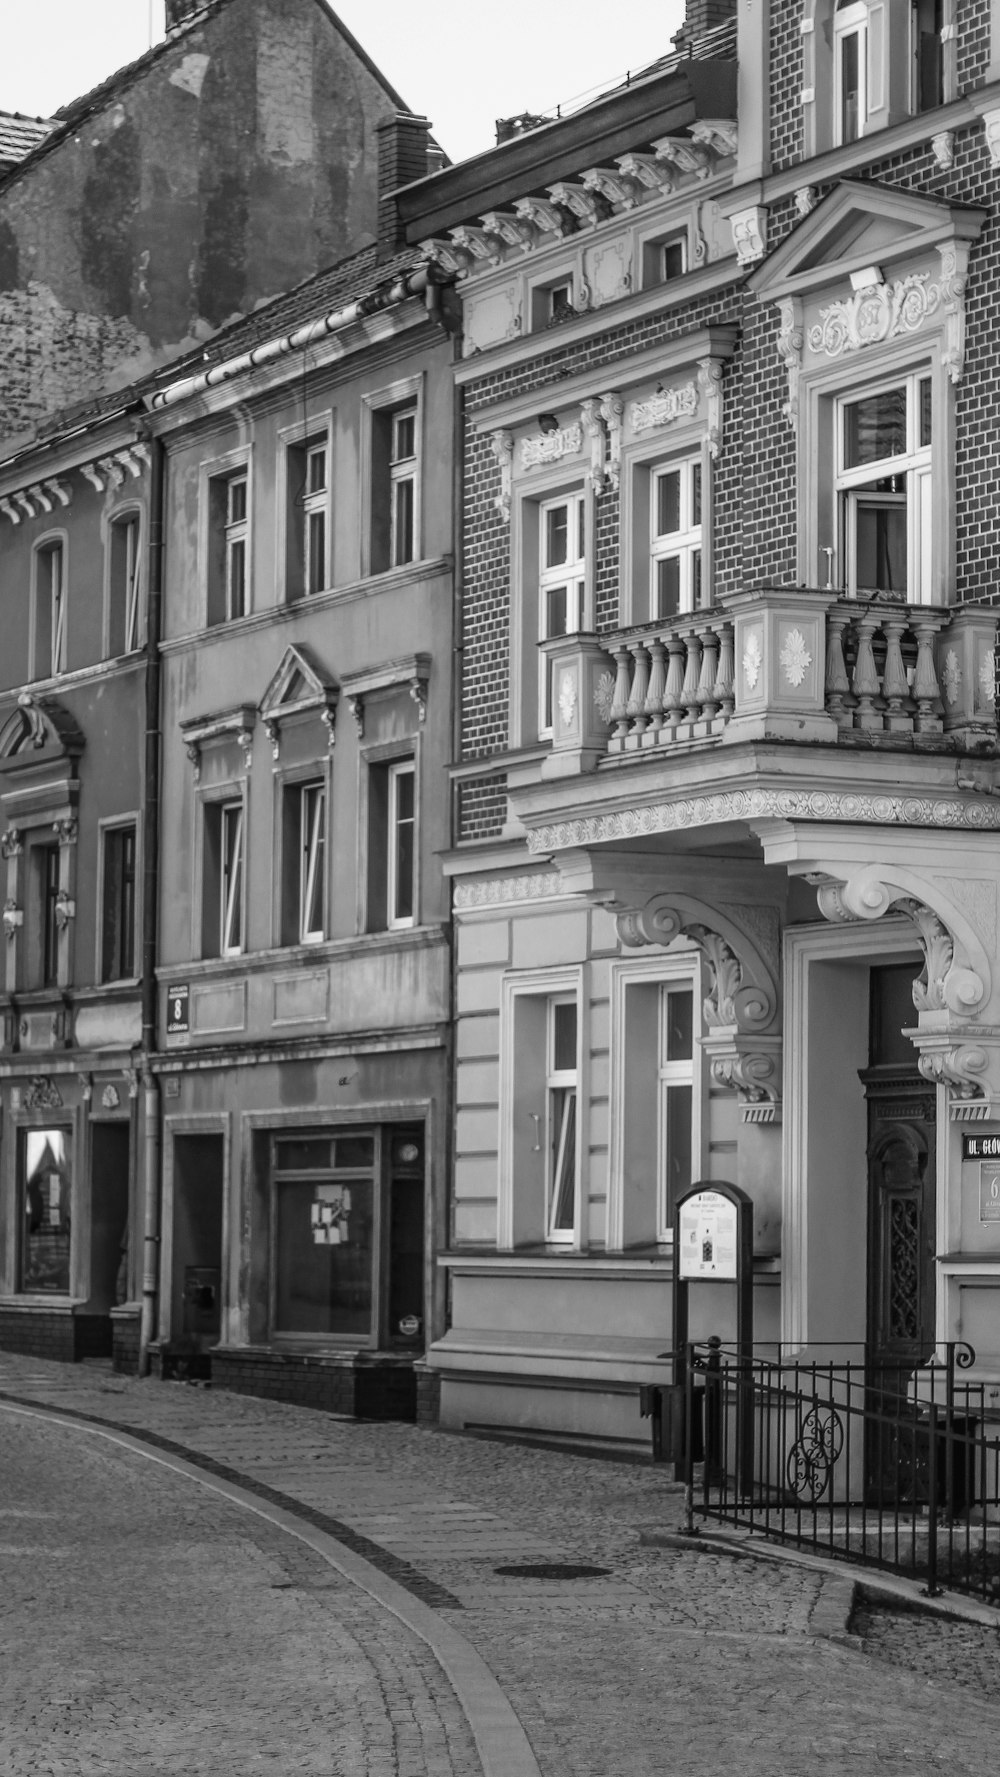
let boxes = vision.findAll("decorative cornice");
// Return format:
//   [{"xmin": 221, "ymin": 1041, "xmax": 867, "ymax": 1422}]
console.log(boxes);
[
  {"xmin": 730, "ymin": 203, "xmax": 767, "ymax": 266},
  {"xmin": 652, "ymin": 134, "xmax": 710, "ymax": 179},
  {"xmin": 548, "ymin": 181, "xmax": 603, "ymax": 228},
  {"xmin": 453, "ymin": 872, "xmax": 561, "ymax": 910},
  {"xmin": 179, "ymin": 705, "xmax": 255, "ymax": 782},
  {"xmin": 524, "ymin": 787, "xmax": 1000, "ymax": 855},
  {"xmin": 0, "ymin": 478, "xmax": 73, "ymax": 523}
]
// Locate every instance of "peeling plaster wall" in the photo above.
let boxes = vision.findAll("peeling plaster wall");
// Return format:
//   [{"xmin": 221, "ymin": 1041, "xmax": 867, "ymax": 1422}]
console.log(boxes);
[{"xmin": 0, "ymin": 0, "xmax": 402, "ymax": 441}]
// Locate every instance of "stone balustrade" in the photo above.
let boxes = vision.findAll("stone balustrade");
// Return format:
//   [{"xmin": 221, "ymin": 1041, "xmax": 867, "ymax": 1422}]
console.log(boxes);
[{"xmin": 539, "ymin": 591, "xmax": 999, "ymax": 771}]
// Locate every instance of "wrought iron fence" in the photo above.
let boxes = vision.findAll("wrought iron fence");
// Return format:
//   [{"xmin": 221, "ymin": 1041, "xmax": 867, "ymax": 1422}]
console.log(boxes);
[{"xmin": 673, "ymin": 1339, "xmax": 1000, "ymax": 1601}]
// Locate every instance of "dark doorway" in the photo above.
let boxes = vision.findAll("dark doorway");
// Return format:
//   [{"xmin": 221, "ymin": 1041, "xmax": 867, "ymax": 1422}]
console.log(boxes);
[
  {"xmin": 862, "ymin": 964, "xmax": 936, "ymax": 1500},
  {"xmin": 386, "ymin": 1124, "xmax": 425, "ymax": 1350},
  {"xmin": 171, "ymin": 1134, "xmax": 224, "ymax": 1353},
  {"xmin": 90, "ymin": 1122, "xmax": 130, "ymax": 1313}
]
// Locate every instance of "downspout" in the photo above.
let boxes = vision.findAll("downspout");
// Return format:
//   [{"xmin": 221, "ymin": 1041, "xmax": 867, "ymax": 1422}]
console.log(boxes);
[
  {"xmin": 138, "ymin": 434, "xmax": 165, "ymax": 1377},
  {"xmin": 444, "ymin": 361, "xmax": 465, "ymax": 1344}
]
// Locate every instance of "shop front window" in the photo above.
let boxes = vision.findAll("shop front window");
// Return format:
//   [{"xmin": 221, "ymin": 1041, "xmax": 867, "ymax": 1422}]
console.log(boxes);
[
  {"xmin": 19, "ymin": 1127, "xmax": 71, "ymax": 1294},
  {"xmin": 273, "ymin": 1133, "xmax": 376, "ymax": 1337}
]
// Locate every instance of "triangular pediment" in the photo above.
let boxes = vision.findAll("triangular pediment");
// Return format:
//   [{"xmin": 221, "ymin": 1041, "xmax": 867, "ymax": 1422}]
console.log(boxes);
[
  {"xmin": 749, "ymin": 180, "xmax": 985, "ymax": 301},
  {"xmin": 259, "ymin": 644, "xmax": 335, "ymax": 723}
]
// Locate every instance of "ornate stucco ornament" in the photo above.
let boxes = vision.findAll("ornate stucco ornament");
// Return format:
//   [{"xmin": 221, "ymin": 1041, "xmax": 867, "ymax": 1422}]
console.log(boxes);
[
  {"xmin": 26, "ymin": 1076, "xmax": 63, "ymax": 1110},
  {"xmin": 490, "ymin": 429, "xmax": 514, "ymax": 522},
  {"xmin": 557, "ymin": 671, "xmax": 577, "ymax": 730},
  {"xmin": 776, "ymin": 296, "xmax": 804, "ymax": 432},
  {"xmin": 520, "ymin": 424, "xmax": 582, "ymax": 470},
  {"xmin": 697, "ymin": 357, "xmax": 724, "ymax": 459},
  {"xmin": 479, "ymin": 211, "xmax": 534, "ymax": 252},
  {"xmin": 629, "ymin": 382, "xmax": 698, "ymax": 434},
  {"xmin": 809, "ymin": 272, "xmax": 936, "ymax": 353},
  {"xmin": 743, "ymin": 631, "xmax": 763, "ymax": 690},
  {"xmin": 779, "ymin": 628, "xmax": 812, "ymax": 687},
  {"xmin": 810, "ymin": 867, "xmax": 990, "ymax": 1018}
]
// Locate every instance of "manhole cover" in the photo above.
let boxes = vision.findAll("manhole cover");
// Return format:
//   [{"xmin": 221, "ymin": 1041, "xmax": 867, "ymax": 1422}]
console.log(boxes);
[{"xmin": 493, "ymin": 1563, "xmax": 611, "ymax": 1580}]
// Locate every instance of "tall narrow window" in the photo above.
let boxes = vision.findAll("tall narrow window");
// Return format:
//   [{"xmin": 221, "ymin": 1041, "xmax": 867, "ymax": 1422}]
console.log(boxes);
[
  {"xmin": 101, "ymin": 823, "xmax": 137, "ymax": 982},
  {"xmin": 220, "ymin": 801, "xmax": 244, "ymax": 956},
  {"xmin": 34, "ymin": 541, "xmax": 66, "ymax": 678},
  {"xmin": 108, "ymin": 514, "xmax": 141, "ymax": 655},
  {"xmin": 387, "ymin": 760, "xmax": 415, "ymax": 930},
  {"xmin": 299, "ymin": 782, "xmax": 326, "ymax": 944},
  {"xmin": 546, "ymin": 997, "xmax": 578, "ymax": 1243},
  {"xmin": 912, "ymin": 0, "xmax": 944, "ymax": 110},
  {"xmin": 202, "ymin": 798, "xmax": 244, "ymax": 958},
  {"xmin": 538, "ymin": 491, "xmax": 586, "ymax": 736},
  {"xmin": 19, "ymin": 1127, "xmax": 72, "ymax": 1295},
  {"xmin": 41, "ymin": 843, "xmax": 60, "ymax": 986},
  {"xmin": 304, "ymin": 444, "xmax": 328, "ymax": 595},
  {"xmin": 650, "ymin": 459, "xmax": 702, "ymax": 620},
  {"xmin": 836, "ymin": 373, "xmax": 932, "ymax": 601},
  {"xmin": 659, "ymin": 983, "xmax": 694, "ymax": 1234},
  {"xmin": 834, "ymin": 0, "xmax": 868, "ymax": 143},
  {"xmin": 389, "ymin": 408, "xmax": 417, "ymax": 568},
  {"xmin": 207, "ymin": 468, "xmax": 249, "ymax": 625}
]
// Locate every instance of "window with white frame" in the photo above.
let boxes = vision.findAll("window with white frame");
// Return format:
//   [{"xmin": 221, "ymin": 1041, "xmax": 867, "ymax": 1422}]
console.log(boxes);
[
  {"xmin": 207, "ymin": 468, "xmax": 249, "ymax": 625},
  {"xmin": 651, "ymin": 458, "xmax": 702, "ymax": 620},
  {"xmin": 642, "ymin": 233, "xmax": 687, "ymax": 289},
  {"xmin": 34, "ymin": 539, "xmax": 66, "ymax": 678},
  {"xmin": 609, "ymin": 959, "xmax": 701, "ymax": 1250},
  {"xmin": 366, "ymin": 755, "xmax": 416, "ymax": 932},
  {"xmin": 911, "ymin": 0, "xmax": 944, "ymax": 109},
  {"xmin": 834, "ymin": 0, "xmax": 868, "ymax": 143},
  {"xmin": 285, "ymin": 436, "xmax": 330, "ymax": 599},
  {"xmin": 836, "ymin": 372, "xmax": 932, "ymax": 601},
  {"xmin": 538, "ymin": 491, "xmax": 586, "ymax": 735},
  {"xmin": 532, "ymin": 277, "xmax": 576, "ymax": 330},
  {"xmin": 100, "ymin": 822, "xmax": 137, "ymax": 982},
  {"xmin": 657, "ymin": 983, "xmax": 695, "ymax": 1235},
  {"xmin": 280, "ymin": 779, "xmax": 326, "ymax": 947},
  {"xmin": 545, "ymin": 997, "xmax": 578, "ymax": 1243},
  {"xmin": 202, "ymin": 798, "xmax": 244, "ymax": 958},
  {"xmin": 368, "ymin": 395, "xmax": 421, "ymax": 575},
  {"xmin": 107, "ymin": 512, "xmax": 141, "ymax": 655}
]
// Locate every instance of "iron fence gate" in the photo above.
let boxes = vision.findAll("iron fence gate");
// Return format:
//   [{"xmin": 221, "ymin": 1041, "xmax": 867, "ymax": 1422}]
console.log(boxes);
[{"xmin": 674, "ymin": 1339, "xmax": 1000, "ymax": 1601}]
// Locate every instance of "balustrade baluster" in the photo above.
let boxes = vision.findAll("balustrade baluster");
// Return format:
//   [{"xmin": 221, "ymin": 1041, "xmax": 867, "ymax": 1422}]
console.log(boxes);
[
  {"xmin": 851, "ymin": 609, "xmax": 883, "ymax": 731},
  {"xmin": 644, "ymin": 638, "xmax": 667, "ymax": 739},
  {"xmin": 714, "ymin": 619, "xmax": 735, "ymax": 720},
  {"xmin": 911, "ymin": 617, "xmax": 944, "ymax": 734},
  {"xmin": 663, "ymin": 634, "xmax": 686, "ymax": 739},
  {"xmin": 824, "ymin": 607, "xmax": 854, "ymax": 730},
  {"xmin": 880, "ymin": 613, "xmax": 913, "ymax": 734},
  {"xmin": 697, "ymin": 624, "xmax": 720, "ymax": 724},
  {"xmin": 681, "ymin": 627, "xmax": 702, "ymax": 727},
  {"xmin": 609, "ymin": 643, "xmax": 633, "ymax": 744},
  {"xmin": 626, "ymin": 642, "xmax": 651, "ymax": 740}
]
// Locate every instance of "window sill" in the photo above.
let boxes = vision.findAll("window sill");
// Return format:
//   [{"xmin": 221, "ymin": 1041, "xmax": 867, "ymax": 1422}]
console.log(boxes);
[
  {"xmin": 162, "ymin": 557, "xmax": 453, "ymax": 655},
  {"xmin": 764, "ymin": 85, "xmax": 1000, "ymax": 204},
  {"xmin": 158, "ymin": 923, "xmax": 449, "ymax": 985}
]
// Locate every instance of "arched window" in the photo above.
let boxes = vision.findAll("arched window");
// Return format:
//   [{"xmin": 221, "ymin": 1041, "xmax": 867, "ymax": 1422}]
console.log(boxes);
[{"xmin": 834, "ymin": 0, "xmax": 868, "ymax": 144}]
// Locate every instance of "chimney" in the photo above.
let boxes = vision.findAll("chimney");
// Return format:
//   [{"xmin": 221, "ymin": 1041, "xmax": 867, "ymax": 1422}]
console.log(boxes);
[
  {"xmin": 376, "ymin": 113, "xmax": 432, "ymax": 259},
  {"xmin": 672, "ymin": 0, "xmax": 736, "ymax": 48},
  {"xmin": 164, "ymin": 0, "xmax": 209, "ymax": 34}
]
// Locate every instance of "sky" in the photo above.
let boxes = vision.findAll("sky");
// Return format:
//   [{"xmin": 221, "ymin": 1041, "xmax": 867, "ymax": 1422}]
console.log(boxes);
[{"xmin": 0, "ymin": 0, "xmax": 686, "ymax": 164}]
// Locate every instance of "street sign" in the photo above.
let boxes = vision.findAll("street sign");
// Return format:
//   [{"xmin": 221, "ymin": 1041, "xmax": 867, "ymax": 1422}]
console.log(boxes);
[{"xmin": 166, "ymin": 984, "xmax": 189, "ymax": 1034}]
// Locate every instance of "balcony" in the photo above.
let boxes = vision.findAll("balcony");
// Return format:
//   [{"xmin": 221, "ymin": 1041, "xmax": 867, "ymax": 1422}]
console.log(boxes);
[{"xmin": 540, "ymin": 588, "xmax": 999, "ymax": 775}]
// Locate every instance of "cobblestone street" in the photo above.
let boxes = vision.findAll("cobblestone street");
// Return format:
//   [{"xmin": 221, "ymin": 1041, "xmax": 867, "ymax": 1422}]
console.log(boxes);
[{"xmin": 1, "ymin": 1354, "xmax": 999, "ymax": 1774}]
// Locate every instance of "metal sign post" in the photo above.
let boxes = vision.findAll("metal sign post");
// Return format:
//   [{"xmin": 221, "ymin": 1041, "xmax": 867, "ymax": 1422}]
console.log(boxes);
[{"xmin": 672, "ymin": 1179, "xmax": 754, "ymax": 1495}]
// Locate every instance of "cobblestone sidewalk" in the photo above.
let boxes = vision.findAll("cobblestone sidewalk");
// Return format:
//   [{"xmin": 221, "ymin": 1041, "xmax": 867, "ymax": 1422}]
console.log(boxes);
[{"xmin": 1, "ymin": 1354, "xmax": 999, "ymax": 1775}]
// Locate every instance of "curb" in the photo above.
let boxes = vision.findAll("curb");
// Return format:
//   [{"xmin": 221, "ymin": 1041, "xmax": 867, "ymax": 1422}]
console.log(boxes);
[
  {"xmin": 0, "ymin": 1397, "xmax": 543, "ymax": 1777},
  {"xmin": 639, "ymin": 1520, "xmax": 1000, "ymax": 1634}
]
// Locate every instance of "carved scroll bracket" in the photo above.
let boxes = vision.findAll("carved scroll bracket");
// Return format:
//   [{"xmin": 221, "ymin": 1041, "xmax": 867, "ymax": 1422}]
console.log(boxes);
[
  {"xmin": 701, "ymin": 1030, "xmax": 783, "ymax": 1123},
  {"xmin": 809, "ymin": 863, "xmax": 991, "ymax": 1019}
]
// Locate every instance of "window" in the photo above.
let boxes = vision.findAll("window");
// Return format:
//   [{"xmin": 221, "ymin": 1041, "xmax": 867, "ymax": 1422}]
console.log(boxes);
[
  {"xmin": 202, "ymin": 798, "xmax": 244, "ymax": 958},
  {"xmin": 18, "ymin": 1127, "xmax": 72, "ymax": 1294},
  {"xmin": 101, "ymin": 823, "xmax": 136, "ymax": 982},
  {"xmin": 532, "ymin": 278, "xmax": 576, "ymax": 329},
  {"xmin": 836, "ymin": 373, "xmax": 932, "ymax": 601},
  {"xmin": 39, "ymin": 843, "xmax": 61, "ymax": 986},
  {"xmin": 912, "ymin": 0, "xmax": 944, "ymax": 109},
  {"xmin": 642, "ymin": 234, "xmax": 687, "ymax": 288},
  {"xmin": 286, "ymin": 437, "xmax": 329, "ymax": 599},
  {"xmin": 657, "ymin": 984, "xmax": 695, "ymax": 1234},
  {"xmin": 107, "ymin": 513, "xmax": 141, "ymax": 655},
  {"xmin": 281, "ymin": 779, "xmax": 326, "ymax": 946},
  {"xmin": 366, "ymin": 757, "xmax": 415, "ymax": 931},
  {"xmin": 269, "ymin": 1123, "xmax": 424, "ymax": 1345},
  {"xmin": 650, "ymin": 459, "xmax": 702, "ymax": 619},
  {"xmin": 609, "ymin": 962, "xmax": 701, "ymax": 1249},
  {"xmin": 207, "ymin": 469, "xmax": 249, "ymax": 625},
  {"xmin": 545, "ymin": 998, "xmax": 578, "ymax": 1243},
  {"xmin": 34, "ymin": 539, "xmax": 66, "ymax": 678},
  {"xmin": 834, "ymin": 0, "xmax": 868, "ymax": 143},
  {"xmin": 369, "ymin": 398, "xmax": 420, "ymax": 574},
  {"xmin": 539, "ymin": 491, "xmax": 586, "ymax": 735}
]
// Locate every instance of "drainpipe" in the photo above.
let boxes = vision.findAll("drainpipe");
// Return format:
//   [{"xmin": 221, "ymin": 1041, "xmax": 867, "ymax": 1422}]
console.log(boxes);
[{"xmin": 138, "ymin": 434, "xmax": 165, "ymax": 1377}]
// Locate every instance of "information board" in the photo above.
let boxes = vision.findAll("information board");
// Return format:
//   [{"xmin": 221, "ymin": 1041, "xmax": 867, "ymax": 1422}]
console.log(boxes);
[
  {"xmin": 677, "ymin": 1188, "xmax": 738, "ymax": 1280},
  {"xmin": 980, "ymin": 1164, "xmax": 1000, "ymax": 1223}
]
